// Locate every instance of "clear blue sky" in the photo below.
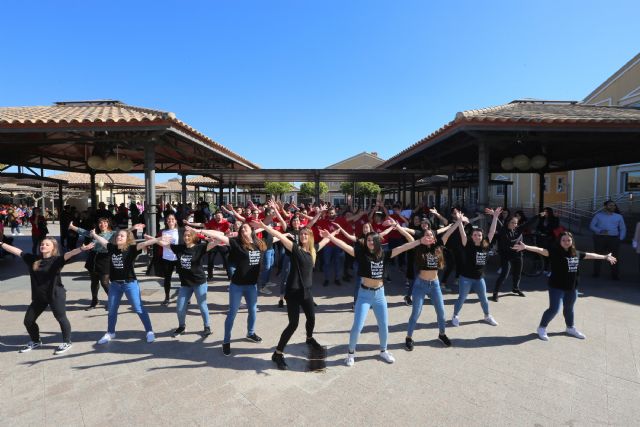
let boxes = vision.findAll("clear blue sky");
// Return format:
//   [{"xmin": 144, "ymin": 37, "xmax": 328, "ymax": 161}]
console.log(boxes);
[{"xmin": 1, "ymin": 0, "xmax": 638, "ymax": 174}]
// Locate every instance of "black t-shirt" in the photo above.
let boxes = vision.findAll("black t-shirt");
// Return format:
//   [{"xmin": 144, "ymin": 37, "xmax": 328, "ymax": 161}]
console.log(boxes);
[
  {"xmin": 460, "ymin": 242, "xmax": 489, "ymax": 279},
  {"xmin": 548, "ymin": 247, "xmax": 586, "ymax": 290},
  {"xmin": 171, "ymin": 243, "xmax": 208, "ymax": 287},
  {"xmin": 286, "ymin": 243, "xmax": 315, "ymax": 298},
  {"xmin": 497, "ymin": 228, "xmax": 523, "ymax": 259},
  {"xmin": 229, "ymin": 238, "xmax": 262, "ymax": 285},
  {"xmin": 355, "ymin": 242, "xmax": 385, "ymax": 280},
  {"xmin": 415, "ymin": 245, "xmax": 441, "ymax": 271},
  {"xmin": 22, "ymin": 253, "xmax": 66, "ymax": 300},
  {"xmin": 262, "ymin": 224, "xmax": 275, "ymax": 250},
  {"xmin": 107, "ymin": 243, "xmax": 141, "ymax": 281}
]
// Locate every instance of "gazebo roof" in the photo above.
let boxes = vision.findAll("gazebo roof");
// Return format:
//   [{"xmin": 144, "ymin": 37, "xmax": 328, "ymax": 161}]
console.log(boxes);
[
  {"xmin": 47, "ymin": 172, "xmax": 146, "ymax": 189},
  {"xmin": 381, "ymin": 100, "xmax": 640, "ymax": 173},
  {"xmin": 0, "ymin": 100, "xmax": 259, "ymax": 172}
]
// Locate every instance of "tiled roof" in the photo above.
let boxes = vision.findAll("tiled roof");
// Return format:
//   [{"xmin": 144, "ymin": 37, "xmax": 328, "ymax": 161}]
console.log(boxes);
[
  {"xmin": 0, "ymin": 101, "xmax": 259, "ymax": 170},
  {"xmin": 187, "ymin": 175, "xmax": 218, "ymax": 186},
  {"xmin": 157, "ymin": 179, "xmax": 195, "ymax": 192},
  {"xmin": 381, "ymin": 101, "xmax": 640, "ymax": 168}
]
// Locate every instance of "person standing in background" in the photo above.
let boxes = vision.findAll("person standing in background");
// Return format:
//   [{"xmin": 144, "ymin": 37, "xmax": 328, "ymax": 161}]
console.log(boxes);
[{"xmin": 590, "ymin": 200, "xmax": 625, "ymax": 280}]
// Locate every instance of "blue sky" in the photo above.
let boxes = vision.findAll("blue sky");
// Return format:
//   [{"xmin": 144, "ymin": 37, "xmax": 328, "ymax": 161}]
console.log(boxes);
[{"xmin": 1, "ymin": 0, "xmax": 638, "ymax": 175}]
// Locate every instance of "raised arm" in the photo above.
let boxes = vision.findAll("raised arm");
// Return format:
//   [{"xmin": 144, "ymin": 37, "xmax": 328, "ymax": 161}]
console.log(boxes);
[
  {"xmin": 486, "ymin": 207, "xmax": 502, "ymax": 242},
  {"xmin": 337, "ymin": 224, "xmax": 357, "ymax": 242},
  {"xmin": 306, "ymin": 205, "xmax": 327, "ymax": 228},
  {"xmin": 125, "ymin": 223, "xmax": 145, "ymax": 233},
  {"xmin": 442, "ymin": 215, "xmax": 463, "ymax": 245},
  {"xmin": 319, "ymin": 228, "xmax": 354, "ymax": 256},
  {"xmin": 64, "ymin": 242, "xmax": 95, "ymax": 261},
  {"xmin": 430, "ymin": 208, "xmax": 448, "ymax": 226},
  {"xmin": 317, "ymin": 229, "xmax": 340, "ymax": 251},
  {"xmin": 390, "ymin": 239, "xmax": 421, "ymax": 258},
  {"xmin": 394, "ymin": 223, "xmax": 415, "ymax": 243},
  {"xmin": 269, "ymin": 201, "xmax": 288, "ymax": 232},
  {"xmin": 89, "ymin": 230, "xmax": 109, "ymax": 247},
  {"xmin": 253, "ymin": 220, "xmax": 292, "ymax": 252}
]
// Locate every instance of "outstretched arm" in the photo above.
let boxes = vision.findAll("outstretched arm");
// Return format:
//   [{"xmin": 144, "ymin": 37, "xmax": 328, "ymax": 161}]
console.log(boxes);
[
  {"xmin": 252, "ymin": 220, "xmax": 292, "ymax": 252},
  {"xmin": 390, "ymin": 239, "xmax": 421, "ymax": 258},
  {"xmin": 89, "ymin": 230, "xmax": 109, "ymax": 247},
  {"xmin": 306, "ymin": 205, "xmax": 327, "ymax": 228},
  {"xmin": 584, "ymin": 252, "xmax": 617, "ymax": 264},
  {"xmin": 319, "ymin": 229, "xmax": 354, "ymax": 256},
  {"xmin": 188, "ymin": 226, "xmax": 230, "ymax": 246},
  {"xmin": 317, "ymin": 229, "xmax": 340, "ymax": 251},
  {"xmin": 512, "ymin": 241, "xmax": 549, "ymax": 257},
  {"xmin": 64, "ymin": 242, "xmax": 95, "ymax": 261},
  {"xmin": 0, "ymin": 241, "xmax": 23, "ymax": 257},
  {"xmin": 486, "ymin": 207, "xmax": 502, "ymax": 242}
]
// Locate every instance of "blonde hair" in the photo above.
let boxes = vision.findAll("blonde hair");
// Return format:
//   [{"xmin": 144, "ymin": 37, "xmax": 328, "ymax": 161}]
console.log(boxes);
[
  {"xmin": 116, "ymin": 230, "xmax": 136, "ymax": 251},
  {"xmin": 300, "ymin": 227, "xmax": 317, "ymax": 265},
  {"xmin": 33, "ymin": 237, "xmax": 60, "ymax": 270}
]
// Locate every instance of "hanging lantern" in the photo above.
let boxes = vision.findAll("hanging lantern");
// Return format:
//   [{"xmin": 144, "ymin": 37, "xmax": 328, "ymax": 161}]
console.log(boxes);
[
  {"xmin": 104, "ymin": 155, "xmax": 119, "ymax": 171},
  {"xmin": 87, "ymin": 155, "xmax": 103, "ymax": 169},
  {"xmin": 531, "ymin": 155, "xmax": 547, "ymax": 169},
  {"xmin": 119, "ymin": 158, "xmax": 134, "ymax": 172},
  {"xmin": 501, "ymin": 157, "xmax": 514, "ymax": 171},
  {"xmin": 513, "ymin": 154, "xmax": 530, "ymax": 171}
]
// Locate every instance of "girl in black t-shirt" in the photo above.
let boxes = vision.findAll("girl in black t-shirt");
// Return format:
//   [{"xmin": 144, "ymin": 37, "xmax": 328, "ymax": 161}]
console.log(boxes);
[
  {"xmin": 0, "ymin": 238, "xmax": 93, "ymax": 354},
  {"xmin": 257, "ymin": 221, "xmax": 334, "ymax": 370},
  {"xmin": 152, "ymin": 228, "xmax": 217, "ymax": 338},
  {"xmin": 513, "ymin": 232, "xmax": 616, "ymax": 341},
  {"xmin": 445, "ymin": 208, "xmax": 501, "ymax": 328},
  {"xmin": 197, "ymin": 223, "xmax": 266, "ymax": 357},
  {"xmin": 322, "ymin": 223, "xmax": 413, "ymax": 367},
  {"xmin": 91, "ymin": 229, "xmax": 158, "ymax": 345}
]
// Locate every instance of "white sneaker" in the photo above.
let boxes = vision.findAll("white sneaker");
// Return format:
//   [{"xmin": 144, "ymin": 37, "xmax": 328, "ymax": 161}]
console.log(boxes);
[
  {"xmin": 97, "ymin": 332, "xmax": 115, "ymax": 345},
  {"xmin": 54, "ymin": 342, "xmax": 73, "ymax": 355},
  {"xmin": 451, "ymin": 315, "xmax": 460, "ymax": 327},
  {"xmin": 379, "ymin": 350, "xmax": 395, "ymax": 364},
  {"xmin": 146, "ymin": 331, "xmax": 155, "ymax": 343},
  {"xmin": 345, "ymin": 352, "xmax": 355, "ymax": 367},
  {"xmin": 484, "ymin": 315, "xmax": 498, "ymax": 326},
  {"xmin": 19, "ymin": 341, "xmax": 42, "ymax": 353},
  {"xmin": 537, "ymin": 327, "xmax": 549, "ymax": 341},
  {"xmin": 566, "ymin": 327, "xmax": 586, "ymax": 339},
  {"xmin": 265, "ymin": 282, "xmax": 278, "ymax": 288},
  {"xmin": 258, "ymin": 286, "xmax": 272, "ymax": 295}
]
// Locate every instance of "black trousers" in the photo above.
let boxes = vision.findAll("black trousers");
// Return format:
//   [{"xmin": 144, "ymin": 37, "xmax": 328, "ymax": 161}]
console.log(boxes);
[
  {"xmin": 442, "ymin": 246, "xmax": 464, "ymax": 284},
  {"xmin": 208, "ymin": 246, "xmax": 230, "ymax": 279},
  {"xmin": 162, "ymin": 259, "xmax": 178, "ymax": 299},
  {"xmin": 24, "ymin": 288, "xmax": 71, "ymax": 343},
  {"xmin": 276, "ymin": 290, "xmax": 315, "ymax": 352},
  {"xmin": 493, "ymin": 256, "xmax": 523, "ymax": 294},
  {"xmin": 593, "ymin": 235, "xmax": 620, "ymax": 278},
  {"xmin": 90, "ymin": 272, "xmax": 110, "ymax": 306}
]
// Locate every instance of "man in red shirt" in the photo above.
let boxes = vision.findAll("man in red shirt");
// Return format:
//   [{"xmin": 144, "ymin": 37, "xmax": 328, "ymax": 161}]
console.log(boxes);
[{"xmin": 315, "ymin": 206, "xmax": 352, "ymax": 286}]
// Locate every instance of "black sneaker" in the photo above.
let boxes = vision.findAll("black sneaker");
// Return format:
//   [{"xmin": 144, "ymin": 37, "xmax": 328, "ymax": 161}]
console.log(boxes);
[
  {"xmin": 246, "ymin": 333, "xmax": 262, "ymax": 343},
  {"xmin": 271, "ymin": 352, "xmax": 288, "ymax": 370},
  {"xmin": 313, "ymin": 301, "xmax": 318, "ymax": 307},
  {"xmin": 404, "ymin": 295, "xmax": 412, "ymax": 306},
  {"xmin": 513, "ymin": 290, "xmax": 526, "ymax": 297},
  {"xmin": 306, "ymin": 337, "xmax": 323, "ymax": 351},
  {"xmin": 278, "ymin": 300, "xmax": 284, "ymax": 308},
  {"xmin": 85, "ymin": 304, "xmax": 98, "ymax": 311},
  {"xmin": 161, "ymin": 299, "xmax": 170, "ymax": 306},
  {"xmin": 207, "ymin": 274, "xmax": 214, "ymax": 281},
  {"xmin": 172, "ymin": 326, "xmax": 186, "ymax": 337},
  {"xmin": 438, "ymin": 334, "xmax": 452, "ymax": 347},
  {"xmin": 385, "ymin": 276, "xmax": 392, "ymax": 282},
  {"xmin": 405, "ymin": 337, "xmax": 414, "ymax": 351},
  {"xmin": 54, "ymin": 342, "xmax": 72, "ymax": 355},
  {"xmin": 490, "ymin": 294, "xmax": 499, "ymax": 302},
  {"xmin": 322, "ymin": 280, "xmax": 329, "ymax": 287},
  {"xmin": 202, "ymin": 326, "xmax": 212, "ymax": 337},
  {"xmin": 334, "ymin": 279, "xmax": 342, "ymax": 286},
  {"xmin": 19, "ymin": 341, "xmax": 42, "ymax": 353},
  {"xmin": 222, "ymin": 342, "xmax": 231, "ymax": 356}
]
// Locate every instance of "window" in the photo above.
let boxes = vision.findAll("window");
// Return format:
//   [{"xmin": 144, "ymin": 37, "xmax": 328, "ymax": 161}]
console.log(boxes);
[
  {"xmin": 543, "ymin": 176, "xmax": 550, "ymax": 193},
  {"xmin": 556, "ymin": 177, "xmax": 565, "ymax": 193},
  {"xmin": 333, "ymin": 197, "xmax": 345, "ymax": 207},
  {"xmin": 625, "ymin": 171, "xmax": 640, "ymax": 191},
  {"xmin": 495, "ymin": 185, "xmax": 505, "ymax": 197}
]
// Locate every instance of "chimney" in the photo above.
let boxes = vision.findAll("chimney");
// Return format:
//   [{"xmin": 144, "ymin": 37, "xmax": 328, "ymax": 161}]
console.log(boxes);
[{"xmin": 371, "ymin": 152, "xmax": 378, "ymax": 157}]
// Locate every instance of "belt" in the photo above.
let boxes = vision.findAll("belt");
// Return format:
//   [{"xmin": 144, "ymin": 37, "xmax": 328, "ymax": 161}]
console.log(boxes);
[
  {"xmin": 112, "ymin": 280, "xmax": 127, "ymax": 284},
  {"xmin": 360, "ymin": 284, "xmax": 383, "ymax": 291}
]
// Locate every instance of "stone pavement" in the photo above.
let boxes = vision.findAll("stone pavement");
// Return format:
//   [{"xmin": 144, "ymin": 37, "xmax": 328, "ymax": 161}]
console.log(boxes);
[{"xmin": 1, "ymin": 225, "xmax": 639, "ymax": 426}]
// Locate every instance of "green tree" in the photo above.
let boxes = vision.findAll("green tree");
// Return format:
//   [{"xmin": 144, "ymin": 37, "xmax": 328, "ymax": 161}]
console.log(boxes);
[
  {"xmin": 299, "ymin": 182, "xmax": 328, "ymax": 199},
  {"xmin": 339, "ymin": 182, "xmax": 380, "ymax": 197},
  {"xmin": 264, "ymin": 181, "xmax": 294, "ymax": 199}
]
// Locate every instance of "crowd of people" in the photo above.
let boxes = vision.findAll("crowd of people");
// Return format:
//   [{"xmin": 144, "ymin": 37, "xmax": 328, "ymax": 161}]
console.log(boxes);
[{"xmin": 0, "ymin": 197, "xmax": 626, "ymax": 369}]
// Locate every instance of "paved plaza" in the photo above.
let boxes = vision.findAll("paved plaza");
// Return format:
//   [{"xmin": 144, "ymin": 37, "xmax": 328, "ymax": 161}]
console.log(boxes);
[{"xmin": 1, "ymin": 225, "xmax": 639, "ymax": 426}]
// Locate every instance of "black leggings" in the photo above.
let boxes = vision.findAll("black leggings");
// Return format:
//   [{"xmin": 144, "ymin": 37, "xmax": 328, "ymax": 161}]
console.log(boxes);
[
  {"xmin": 31, "ymin": 235, "xmax": 44, "ymax": 255},
  {"xmin": 442, "ymin": 246, "xmax": 464, "ymax": 284},
  {"xmin": 276, "ymin": 291, "xmax": 315, "ymax": 352},
  {"xmin": 493, "ymin": 256, "xmax": 523, "ymax": 294},
  {"xmin": 162, "ymin": 259, "xmax": 177, "ymax": 299},
  {"xmin": 90, "ymin": 272, "xmax": 109, "ymax": 306},
  {"xmin": 208, "ymin": 246, "xmax": 230, "ymax": 279},
  {"xmin": 24, "ymin": 288, "xmax": 71, "ymax": 343}
]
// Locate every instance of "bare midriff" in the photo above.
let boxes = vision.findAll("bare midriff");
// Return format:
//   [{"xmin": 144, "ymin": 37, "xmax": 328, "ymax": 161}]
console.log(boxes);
[
  {"xmin": 362, "ymin": 277, "xmax": 384, "ymax": 288},
  {"xmin": 418, "ymin": 270, "xmax": 439, "ymax": 281}
]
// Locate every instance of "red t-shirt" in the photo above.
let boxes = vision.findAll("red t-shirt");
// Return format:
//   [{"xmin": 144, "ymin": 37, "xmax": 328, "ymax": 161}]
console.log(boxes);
[
  {"xmin": 353, "ymin": 215, "xmax": 369, "ymax": 238},
  {"xmin": 315, "ymin": 216, "xmax": 352, "ymax": 246},
  {"xmin": 387, "ymin": 213, "xmax": 408, "ymax": 240},
  {"xmin": 371, "ymin": 221, "xmax": 389, "ymax": 245},
  {"xmin": 205, "ymin": 218, "xmax": 230, "ymax": 233}
]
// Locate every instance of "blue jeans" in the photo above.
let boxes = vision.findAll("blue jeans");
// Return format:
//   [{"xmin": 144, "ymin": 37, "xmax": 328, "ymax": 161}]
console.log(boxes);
[
  {"xmin": 454, "ymin": 276, "xmax": 490, "ymax": 317},
  {"xmin": 176, "ymin": 284, "xmax": 210, "ymax": 328},
  {"xmin": 352, "ymin": 261, "xmax": 363, "ymax": 301},
  {"xmin": 539, "ymin": 287, "xmax": 577, "ymax": 328},
  {"xmin": 407, "ymin": 277, "xmax": 446, "ymax": 335},
  {"xmin": 107, "ymin": 280, "xmax": 153, "ymax": 334},
  {"xmin": 258, "ymin": 249, "xmax": 275, "ymax": 286},
  {"xmin": 223, "ymin": 283, "xmax": 258, "ymax": 343},
  {"xmin": 349, "ymin": 286, "xmax": 388, "ymax": 352},
  {"xmin": 323, "ymin": 245, "xmax": 345, "ymax": 281},
  {"xmin": 279, "ymin": 254, "xmax": 291, "ymax": 296}
]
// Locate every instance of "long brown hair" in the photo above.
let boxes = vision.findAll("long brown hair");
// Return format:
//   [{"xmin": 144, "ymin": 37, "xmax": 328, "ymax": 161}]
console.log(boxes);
[
  {"xmin": 33, "ymin": 237, "xmax": 60, "ymax": 270},
  {"xmin": 238, "ymin": 223, "xmax": 266, "ymax": 252},
  {"xmin": 415, "ymin": 230, "xmax": 445, "ymax": 269},
  {"xmin": 556, "ymin": 231, "xmax": 577, "ymax": 257}
]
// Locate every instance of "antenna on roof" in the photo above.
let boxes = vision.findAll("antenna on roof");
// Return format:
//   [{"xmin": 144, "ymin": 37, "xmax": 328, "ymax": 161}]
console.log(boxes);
[{"xmin": 54, "ymin": 100, "xmax": 124, "ymax": 106}]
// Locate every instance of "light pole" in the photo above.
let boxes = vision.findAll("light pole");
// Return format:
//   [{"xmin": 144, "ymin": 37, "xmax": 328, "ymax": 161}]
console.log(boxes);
[{"xmin": 97, "ymin": 180, "xmax": 105, "ymax": 205}]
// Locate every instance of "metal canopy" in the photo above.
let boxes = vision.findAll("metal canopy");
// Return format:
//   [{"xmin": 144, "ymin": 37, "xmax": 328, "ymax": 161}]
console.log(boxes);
[{"xmin": 184, "ymin": 168, "xmax": 432, "ymax": 185}]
